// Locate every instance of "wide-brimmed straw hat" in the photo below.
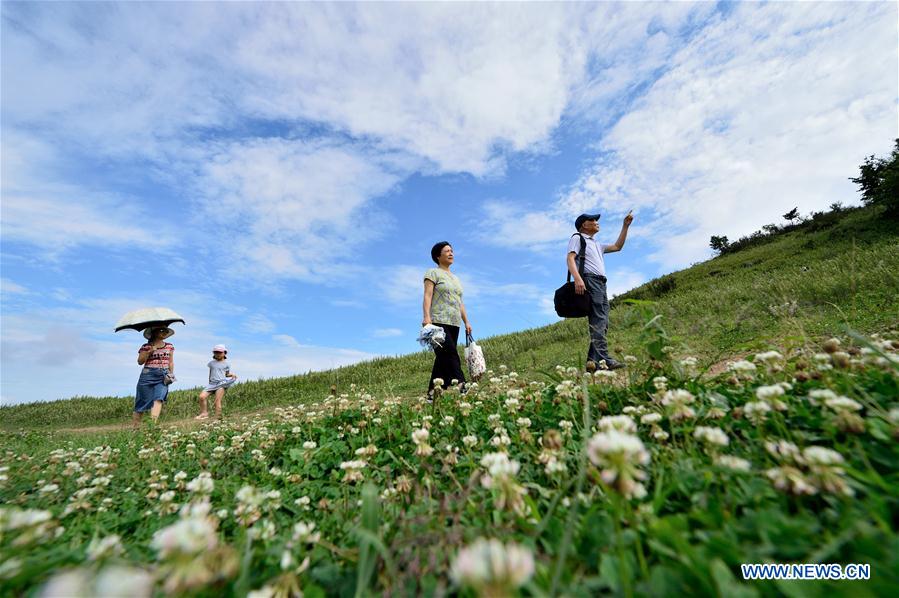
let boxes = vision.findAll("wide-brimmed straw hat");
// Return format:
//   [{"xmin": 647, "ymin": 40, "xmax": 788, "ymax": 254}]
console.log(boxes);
[{"xmin": 143, "ymin": 327, "xmax": 175, "ymax": 340}]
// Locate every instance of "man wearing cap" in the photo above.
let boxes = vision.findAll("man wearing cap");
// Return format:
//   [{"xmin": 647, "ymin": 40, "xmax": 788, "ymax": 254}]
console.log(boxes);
[{"xmin": 567, "ymin": 211, "xmax": 634, "ymax": 370}]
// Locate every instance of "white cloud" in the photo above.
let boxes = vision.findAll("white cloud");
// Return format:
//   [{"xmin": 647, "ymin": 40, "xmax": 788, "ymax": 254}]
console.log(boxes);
[
  {"xmin": 0, "ymin": 133, "xmax": 167, "ymax": 254},
  {"xmin": 242, "ymin": 314, "xmax": 276, "ymax": 334},
  {"xmin": 1, "ymin": 278, "xmax": 28, "ymax": 295},
  {"xmin": 480, "ymin": 2, "xmax": 897, "ymax": 271},
  {"xmin": 191, "ymin": 137, "xmax": 405, "ymax": 281},
  {"xmin": 1, "ymin": 2, "xmax": 714, "ymax": 283},
  {"xmin": 372, "ymin": 328, "xmax": 403, "ymax": 338}
]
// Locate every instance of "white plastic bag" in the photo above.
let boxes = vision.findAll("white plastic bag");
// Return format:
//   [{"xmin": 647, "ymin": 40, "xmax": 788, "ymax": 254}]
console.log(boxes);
[{"xmin": 465, "ymin": 333, "xmax": 486, "ymax": 381}]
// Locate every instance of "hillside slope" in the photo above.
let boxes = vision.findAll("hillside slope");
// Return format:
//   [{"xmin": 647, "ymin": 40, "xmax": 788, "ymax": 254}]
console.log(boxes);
[{"xmin": 2, "ymin": 205, "xmax": 897, "ymax": 430}]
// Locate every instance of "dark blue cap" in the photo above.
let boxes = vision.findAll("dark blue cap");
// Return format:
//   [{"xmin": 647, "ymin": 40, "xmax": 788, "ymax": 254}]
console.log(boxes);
[{"xmin": 575, "ymin": 213, "xmax": 601, "ymax": 230}]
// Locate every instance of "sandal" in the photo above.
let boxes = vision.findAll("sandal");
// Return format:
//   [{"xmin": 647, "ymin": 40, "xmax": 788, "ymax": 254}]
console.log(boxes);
[{"xmin": 195, "ymin": 413, "xmax": 209, "ymax": 420}]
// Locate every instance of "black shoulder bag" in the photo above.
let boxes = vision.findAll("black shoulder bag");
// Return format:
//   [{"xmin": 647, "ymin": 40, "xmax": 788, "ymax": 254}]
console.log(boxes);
[{"xmin": 553, "ymin": 233, "xmax": 590, "ymax": 318}]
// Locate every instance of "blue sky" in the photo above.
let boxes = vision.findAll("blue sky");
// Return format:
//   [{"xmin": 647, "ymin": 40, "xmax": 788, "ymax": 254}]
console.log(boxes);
[{"xmin": 2, "ymin": 2, "xmax": 896, "ymax": 405}]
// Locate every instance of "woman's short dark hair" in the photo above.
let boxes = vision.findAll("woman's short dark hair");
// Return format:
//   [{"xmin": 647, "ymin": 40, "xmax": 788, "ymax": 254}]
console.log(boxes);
[{"xmin": 431, "ymin": 241, "xmax": 451, "ymax": 264}]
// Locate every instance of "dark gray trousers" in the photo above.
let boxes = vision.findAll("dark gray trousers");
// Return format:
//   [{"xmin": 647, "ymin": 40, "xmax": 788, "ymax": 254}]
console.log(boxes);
[{"xmin": 584, "ymin": 274, "xmax": 611, "ymax": 365}]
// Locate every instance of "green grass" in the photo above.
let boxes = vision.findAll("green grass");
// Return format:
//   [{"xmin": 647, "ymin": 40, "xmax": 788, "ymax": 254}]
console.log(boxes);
[{"xmin": 2, "ymin": 205, "xmax": 897, "ymax": 431}]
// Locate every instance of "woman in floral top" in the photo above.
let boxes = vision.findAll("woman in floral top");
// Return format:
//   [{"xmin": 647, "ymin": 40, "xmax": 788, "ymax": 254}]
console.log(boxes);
[
  {"xmin": 134, "ymin": 326, "xmax": 175, "ymax": 426},
  {"xmin": 422, "ymin": 241, "xmax": 473, "ymax": 397}
]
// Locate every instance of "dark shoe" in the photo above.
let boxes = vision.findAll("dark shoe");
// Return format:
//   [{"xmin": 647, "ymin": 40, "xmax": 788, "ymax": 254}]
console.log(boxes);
[{"xmin": 605, "ymin": 360, "xmax": 627, "ymax": 371}]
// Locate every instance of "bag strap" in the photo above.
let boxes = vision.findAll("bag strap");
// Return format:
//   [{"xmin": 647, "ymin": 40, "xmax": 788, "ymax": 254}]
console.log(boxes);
[
  {"xmin": 566, "ymin": 233, "xmax": 587, "ymax": 282},
  {"xmin": 466, "ymin": 331, "xmax": 474, "ymax": 346}
]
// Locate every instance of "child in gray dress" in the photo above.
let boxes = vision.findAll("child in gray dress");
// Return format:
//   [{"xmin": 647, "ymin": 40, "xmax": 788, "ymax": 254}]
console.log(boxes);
[{"xmin": 196, "ymin": 344, "xmax": 238, "ymax": 420}]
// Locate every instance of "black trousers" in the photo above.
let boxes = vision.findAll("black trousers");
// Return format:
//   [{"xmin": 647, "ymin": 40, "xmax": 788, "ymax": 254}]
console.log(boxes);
[{"xmin": 428, "ymin": 323, "xmax": 466, "ymax": 394}]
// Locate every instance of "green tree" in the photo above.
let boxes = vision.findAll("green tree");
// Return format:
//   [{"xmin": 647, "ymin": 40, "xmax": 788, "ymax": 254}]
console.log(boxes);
[
  {"xmin": 782, "ymin": 207, "xmax": 799, "ymax": 224},
  {"xmin": 709, "ymin": 235, "xmax": 729, "ymax": 254},
  {"xmin": 851, "ymin": 139, "xmax": 899, "ymax": 218}
]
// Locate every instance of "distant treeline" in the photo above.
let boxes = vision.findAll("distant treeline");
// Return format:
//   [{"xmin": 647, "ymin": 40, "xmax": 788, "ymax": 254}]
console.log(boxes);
[{"xmin": 710, "ymin": 138, "xmax": 898, "ymax": 256}]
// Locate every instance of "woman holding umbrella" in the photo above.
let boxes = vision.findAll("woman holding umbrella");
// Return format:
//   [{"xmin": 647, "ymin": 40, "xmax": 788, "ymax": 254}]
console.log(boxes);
[
  {"xmin": 134, "ymin": 327, "xmax": 176, "ymax": 426},
  {"xmin": 115, "ymin": 307, "xmax": 184, "ymax": 427}
]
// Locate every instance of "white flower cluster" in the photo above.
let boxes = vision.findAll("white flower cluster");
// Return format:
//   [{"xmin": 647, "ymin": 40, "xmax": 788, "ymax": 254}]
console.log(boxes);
[
  {"xmin": 587, "ymin": 430, "xmax": 650, "ymax": 499},
  {"xmin": 597, "ymin": 415, "xmax": 637, "ymax": 434},
  {"xmin": 764, "ymin": 441, "xmax": 854, "ymax": 497},
  {"xmin": 693, "ymin": 426, "xmax": 729, "ymax": 448},
  {"xmin": 412, "ymin": 428, "xmax": 433, "ymax": 457},
  {"xmin": 450, "ymin": 538, "xmax": 534, "ymax": 593},
  {"xmin": 339, "ymin": 460, "xmax": 367, "ymax": 483},
  {"xmin": 660, "ymin": 389, "xmax": 696, "ymax": 421},
  {"xmin": 0, "ymin": 507, "xmax": 64, "ymax": 547},
  {"xmin": 479, "ymin": 453, "xmax": 527, "ymax": 515}
]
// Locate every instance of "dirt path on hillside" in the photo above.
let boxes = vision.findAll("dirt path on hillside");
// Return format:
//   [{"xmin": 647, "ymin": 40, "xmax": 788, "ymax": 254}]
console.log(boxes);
[{"xmin": 55, "ymin": 408, "xmax": 276, "ymax": 434}]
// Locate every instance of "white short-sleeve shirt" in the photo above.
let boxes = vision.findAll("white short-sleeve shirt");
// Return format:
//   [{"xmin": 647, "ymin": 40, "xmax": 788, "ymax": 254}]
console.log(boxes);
[{"xmin": 567, "ymin": 233, "xmax": 608, "ymax": 277}]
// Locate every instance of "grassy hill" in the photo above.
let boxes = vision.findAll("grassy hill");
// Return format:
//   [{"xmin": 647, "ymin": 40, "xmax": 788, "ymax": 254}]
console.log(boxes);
[{"xmin": 2, "ymin": 204, "xmax": 897, "ymax": 431}]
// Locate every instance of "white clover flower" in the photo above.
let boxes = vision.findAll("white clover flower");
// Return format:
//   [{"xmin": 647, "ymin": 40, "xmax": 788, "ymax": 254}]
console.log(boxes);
[
  {"xmin": 516, "ymin": 418, "xmax": 531, "ymax": 428},
  {"xmin": 586, "ymin": 430, "xmax": 650, "ymax": 499},
  {"xmin": 235, "ymin": 485, "xmax": 264, "ymax": 506},
  {"xmin": 87, "ymin": 535, "xmax": 124, "ymax": 561},
  {"xmin": 888, "ymin": 407, "xmax": 899, "ymax": 425},
  {"xmin": 302, "ymin": 441, "xmax": 317, "ymax": 450},
  {"xmin": 640, "ymin": 413, "xmax": 663, "ymax": 425},
  {"xmin": 743, "ymin": 401, "xmax": 771, "ymax": 423},
  {"xmin": 802, "ymin": 446, "xmax": 844, "ymax": 466},
  {"xmin": 661, "ymin": 389, "xmax": 696, "ymax": 421},
  {"xmin": 411, "ymin": 428, "xmax": 430, "ymax": 445},
  {"xmin": 173, "ymin": 471, "xmax": 188, "ymax": 482},
  {"xmin": 432, "ymin": 378, "xmax": 445, "ymax": 387},
  {"xmin": 824, "ymin": 396, "xmax": 863, "ymax": 412},
  {"xmin": 339, "ymin": 460, "xmax": 367, "ymax": 483},
  {"xmin": 652, "ymin": 428, "xmax": 669, "ymax": 441},
  {"xmin": 714, "ymin": 455, "xmax": 751, "ymax": 472},
  {"xmin": 490, "ymin": 431, "xmax": 511, "ymax": 449},
  {"xmin": 462, "ymin": 435, "xmax": 479, "ymax": 448},
  {"xmin": 450, "ymin": 538, "xmax": 534, "ymax": 593},
  {"xmin": 754, "ymin": 350, "xmax": 783, "ymax": 363},
  {"xmin": 727, "ymin": 360, "xmax": 757, "ymax": 373},
  {"xmin": 503, "ymin": 397, "xmax": 520, "ymax": 411},
  {"xmin": 766, "ymin": 466, "xmax": 816, "ymax": 496},
  {"xmin": 597, "ymin": 415, "xmax": 637, "ymax": 434},
  {"xmin": 442, "ymin": 416, "xmax": 456, "ymax": 426},
  {"xmin": 186, "ymin": 473, "xmax": 214, "ymax": 495},
  {"xmin": 38, "ymin": 483, "xmax": 59, "ymax": 495},
  {"xmin": 555, "ymin": 380, "xmax": 578, "ymax": 399},
  {"xmin": 693, "ymin": 426, "xmax": 729, "ymax": 447},
  {"xmin": 543, "ymin": 457, "xmax": 568, "ymax": 476},
  {"xmin": 624, "ymin": 355, "xmax": 638, "ymax": 364},
  {"xmin": 558, "ymin": 420, "xmax": 573, "ymax": 433},
  {"xmin": 480, "ymin": 452, "xmax": 521, "ymax": 480},
  {"xmin": 765, "ymin": 440, "xmax": 802, "ymax": 463},
  {"xmin": 487, "ymin": 414, "xmax": 502, "ymax": 426},
  {"xmin": 151, "ymin": 516, "xmax": 217, "ymax": 558},
  {"xmin": 652, "ymin": 376, "xmax": 668, "ymax": 391},
  {"xmin": 355, "ymin": 445, "xmax": 378, "ymax": 458},
  {"xmin": 756, "ymin": 385, "xmax": 785, "ymax": 400}
]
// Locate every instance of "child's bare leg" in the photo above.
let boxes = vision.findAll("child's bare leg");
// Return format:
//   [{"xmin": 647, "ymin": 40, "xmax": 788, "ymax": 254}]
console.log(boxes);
[
  {"xmin": 150, "ymin": 400, "xmax": 163, "ymax": 421},
  {"xmin": 132, "ymin": 412, "xmax": 142, "ymax": 428},
  {"xmin": 214, "ymin": 388, "xmax": 225, "ymax": 418},
  {"xmin": 198, "ymin": 391, "xmax": 209, "ymax": 416}
]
